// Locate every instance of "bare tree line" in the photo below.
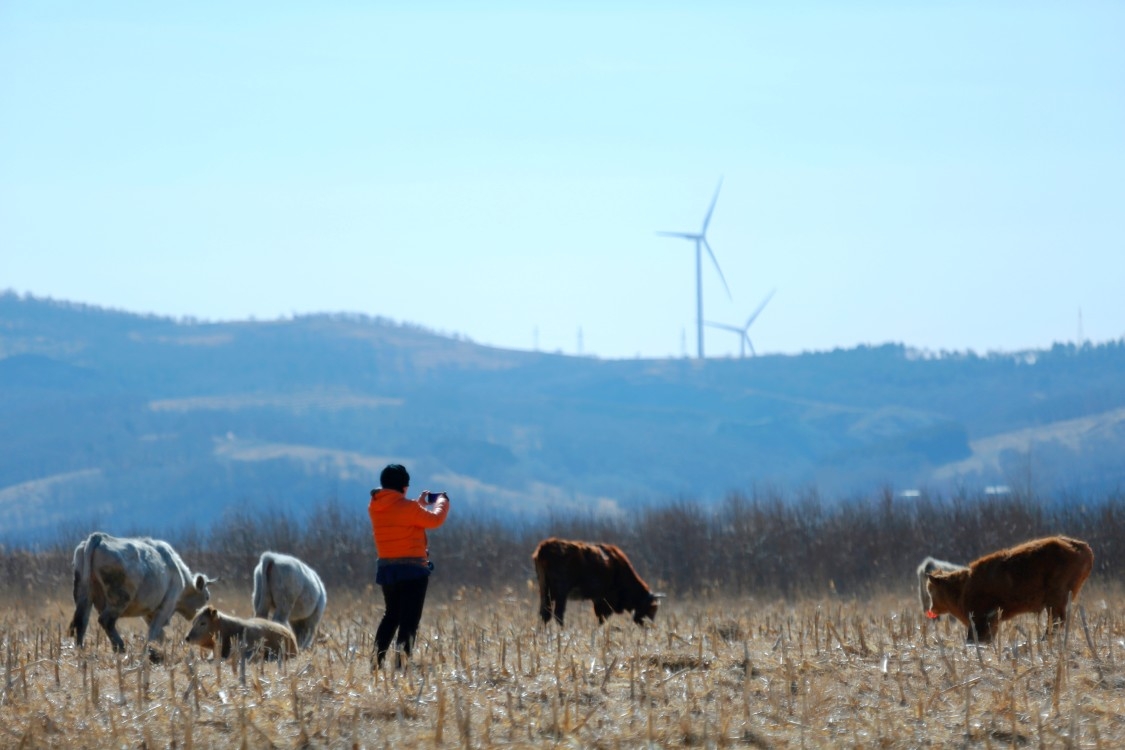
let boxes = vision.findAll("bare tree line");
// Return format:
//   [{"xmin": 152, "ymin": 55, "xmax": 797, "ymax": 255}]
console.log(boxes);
[{"xmin": 3, "ymin": 487, "xmax": 1122, "ymax": 602}]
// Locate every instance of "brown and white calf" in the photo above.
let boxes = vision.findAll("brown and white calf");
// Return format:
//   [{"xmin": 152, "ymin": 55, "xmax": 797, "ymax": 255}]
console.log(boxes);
[{"xmin": 925, "ymin": 535, "xmax": 1093, "ymax": 642}]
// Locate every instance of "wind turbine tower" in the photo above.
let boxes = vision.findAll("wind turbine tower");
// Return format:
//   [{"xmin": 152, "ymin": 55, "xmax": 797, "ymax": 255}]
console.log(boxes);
[{"xmin": 657, "ymin": 179, "xmax": 731, "ymax": 359}]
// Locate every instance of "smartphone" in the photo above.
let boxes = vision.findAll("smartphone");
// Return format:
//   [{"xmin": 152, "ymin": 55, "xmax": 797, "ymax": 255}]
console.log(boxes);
[{"xmin": 426, "ymin": 492, "xmax": 441, "ymax": 504}]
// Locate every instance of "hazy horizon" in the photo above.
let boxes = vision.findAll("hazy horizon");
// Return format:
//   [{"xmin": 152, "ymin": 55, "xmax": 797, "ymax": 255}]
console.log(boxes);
[{"xmin": 5, "ymin": 288, "xmax": 1119, "ymax": 361}]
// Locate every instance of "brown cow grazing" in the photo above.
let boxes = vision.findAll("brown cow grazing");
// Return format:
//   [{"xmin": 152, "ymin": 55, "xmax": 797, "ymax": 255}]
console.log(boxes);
[
  {"xmin": 925, "ymin": 535, "xmax": 1093, "ymax": 643},
  {"xmin": 185, "ymin": 606, "xmax": 298, "ymax": 663},
  {"xmin": 532, "ymin": 537, "xmax": 662, "ymax": 626}
]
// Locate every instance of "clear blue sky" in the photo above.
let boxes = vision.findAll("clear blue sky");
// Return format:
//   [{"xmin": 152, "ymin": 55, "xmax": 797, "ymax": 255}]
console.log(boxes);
[{"xmin": 2, "ymin": 3, "xmax": 1123, "ymax": 359}]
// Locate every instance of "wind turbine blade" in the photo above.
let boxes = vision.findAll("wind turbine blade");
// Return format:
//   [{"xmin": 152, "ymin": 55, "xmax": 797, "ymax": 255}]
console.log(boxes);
[
  {"xmin": 744, "ymin": 288, "xmax": 777, "ymax": 329},
  {"xmin": 746, "ymin": 336, "xmax": 757, "ymax": 357},
  {"xmin": 703, "ymin": 238, "xmax": 732, "ymax": 299},
  {"xmin": 704, "ymin": 321, "xmax": 741, "ymax": 334},
  {"xmin": 655, "ymin": 231, "xmax": 700, "ymax": 240},
  {"xmin": 701, "ymin": 177, "xmax": 723, "ymax": 234}
]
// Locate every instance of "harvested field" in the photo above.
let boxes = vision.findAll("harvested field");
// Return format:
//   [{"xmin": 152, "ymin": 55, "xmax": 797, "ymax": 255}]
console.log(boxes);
[{"xmin": 2, "ymin": 583, "xmax": 1124, "ymax": 748}]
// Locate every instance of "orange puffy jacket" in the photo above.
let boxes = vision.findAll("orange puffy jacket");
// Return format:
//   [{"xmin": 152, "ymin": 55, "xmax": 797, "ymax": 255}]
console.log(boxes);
[{"xmin": 368, "ymin": 489, "xmax": 450, "ymax": 560}]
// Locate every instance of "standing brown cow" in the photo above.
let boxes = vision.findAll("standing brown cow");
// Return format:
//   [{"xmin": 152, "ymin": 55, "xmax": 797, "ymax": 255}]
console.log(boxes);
[
  {"xmin": 925, "ymin": 535, "xmax": 1093, "ymax": 643},
  {"xmin": 532, "ymin": 537, "xmax": 661, "ymax": 626}
]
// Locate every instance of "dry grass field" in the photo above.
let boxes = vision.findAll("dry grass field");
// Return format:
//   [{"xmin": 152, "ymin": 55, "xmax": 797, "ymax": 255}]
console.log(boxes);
[{"xmin": 3, "ymin": 580, "xmax": 1125, "ymax": 749}]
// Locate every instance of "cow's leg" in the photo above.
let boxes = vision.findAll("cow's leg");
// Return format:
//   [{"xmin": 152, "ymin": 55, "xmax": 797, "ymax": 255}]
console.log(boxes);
[
  {"xmin": 145, "ymin": 608, "xmax": 170, "ymax": 643},
  {"xmin": 290, "ymin": 618, "xmax": 311, "ymax": 651},
  {"xmin": 592, "ymin": 600, "xmax": 613, "ymax": 624},
  {"xmin": 72, "ymin": 573, "xmax": 110, "ymax": 647},
  {"xmin": 97, "ymin": 609, "xmax": 127, "ymax": 653},
  {"xmin": 1045, "ymin": 596, "xmax": 1072, "ymax": 634},
  {"xmin": 69, "ymin": 607, "xmax": 91, "ymax": 646},
  {"xmin": 966, "ymin": 610, "xmax": 998, "ymax": 644},
  {"xmin": 537, "ymin": 581, "xmax": 556, "ymax": 625},
  {"xmin": 963, "ymin": 598, "xmax": 999, "ymax": 644},
  {"xmin": 272, "ymin": 604, "xmax": 293, "ymax": 628},
  {"xmin": 292, "ymin": 606, "xmax": 322, "ymax": 650},
  {"xmin": 536, "ymin": 567, "xmax": 554, "ymax": 625},
  {"xmin": 300, "ymin": 597, "xmax": 325, "ymax": 651},
  {"xmin": 982, "ymin": 610, "xmax": 1000, "ymax": 642},
  {"xmin": 220, "ymin": 632, "xmax": 235, "ymax": 660},
  {"xmin": 273, "ymin": 604, "xmax": 306, "ymax": 648},
  {"xmin": 965, "ymin": 615, "xmax": 988, "ymax": 644},
  {"xmin": 140, "ymin": 613, "xmax": 168, "ymax": 663},
  {"xmin": 550, "ymin": 588, "xmax": 568, "ymax": 625},
  {"xmin": 538, "ymin": 596, "xmax": 553, "ymax": 624},
  {"xmin": 97, "ymin": 572, "xmax": 136, "ymax": 653},
  {"xmin": 137, "ymin": 589, "xmax": 181, "ymax": 663},
  {"xmin": 1054, "ymin": 570, "xmax": 1089, "ymax": 630}
]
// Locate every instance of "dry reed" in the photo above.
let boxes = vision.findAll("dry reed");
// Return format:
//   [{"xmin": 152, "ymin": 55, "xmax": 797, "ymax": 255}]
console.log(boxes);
[{"xmin": 2, "ymin": 583, "xmax": 1124, "ymax": 748}]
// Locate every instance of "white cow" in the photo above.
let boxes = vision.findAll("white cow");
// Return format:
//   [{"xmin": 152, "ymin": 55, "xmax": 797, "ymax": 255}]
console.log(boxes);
[
  {"xmin": 69, "ymin": 532, "xmax": 215, "ymax": 655},
  {"xmin": 252, "ymin": 551, "xmax": 327, "ymax": 650},
  {"xmin": 916, "ymin": 556, "xmax": 968, "ymax": 616}
]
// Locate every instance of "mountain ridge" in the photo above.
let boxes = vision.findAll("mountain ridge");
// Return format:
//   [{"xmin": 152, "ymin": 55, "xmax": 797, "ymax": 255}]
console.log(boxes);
[{"xmin": 2, "ymin": 291, "xmax": 1122, "ymax": 542}]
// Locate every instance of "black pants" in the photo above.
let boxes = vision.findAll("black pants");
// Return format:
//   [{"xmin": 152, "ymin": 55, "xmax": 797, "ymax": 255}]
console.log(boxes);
[{"xmin": 375, "ymin": 576, "xmax": 429, "ymax": 667}]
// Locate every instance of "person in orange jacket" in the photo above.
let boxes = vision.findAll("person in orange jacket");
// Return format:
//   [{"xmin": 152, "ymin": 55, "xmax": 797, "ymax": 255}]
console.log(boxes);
[{"xmin": 368, "ymin": 463, "xmax": 450, "ymax": 668}]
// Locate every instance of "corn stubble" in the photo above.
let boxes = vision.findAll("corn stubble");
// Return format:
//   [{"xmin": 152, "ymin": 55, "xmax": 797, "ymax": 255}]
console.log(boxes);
[{"xmin": 1, "ymin": 589, "xmax": 1123, "ymax": 748}]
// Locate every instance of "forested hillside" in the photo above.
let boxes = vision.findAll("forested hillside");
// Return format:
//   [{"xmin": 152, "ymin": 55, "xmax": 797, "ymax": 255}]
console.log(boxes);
[{"xmin": 1, "ymin": 291, "xmax": 1123, "ymax": 542}]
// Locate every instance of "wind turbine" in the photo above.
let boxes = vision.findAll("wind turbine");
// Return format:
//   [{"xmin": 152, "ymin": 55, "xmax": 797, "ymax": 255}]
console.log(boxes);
[
  {"xmin": 705, "ymin": 288, "xmax": 776, "ymax": 358},
  {"xmin": 657, "ymin": 179, "xmax": 731, "ymax": 359}
]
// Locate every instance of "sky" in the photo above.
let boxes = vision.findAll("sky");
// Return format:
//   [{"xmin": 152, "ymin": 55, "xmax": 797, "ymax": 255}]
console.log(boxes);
[{"xmin": 2, "ymin": 2, "xmax": 1123, "ymax": 360}]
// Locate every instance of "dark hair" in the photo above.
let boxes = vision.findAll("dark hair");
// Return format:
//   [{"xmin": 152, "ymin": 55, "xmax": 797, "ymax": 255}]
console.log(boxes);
[{"xmin": 380, "ymin": 463, "xmax": 410, "ymax": 492}]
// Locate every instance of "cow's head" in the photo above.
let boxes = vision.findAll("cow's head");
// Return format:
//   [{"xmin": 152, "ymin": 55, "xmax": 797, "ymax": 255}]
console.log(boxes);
[
  {"xmin": 176, "ymin": 573, "xmax": 217, "ymax": 620},
  {"xmin": 633, "ymin": 592, "xmax": 663, "ymax": 625},
  {"xmin": 185, "ymin": 605, "xmax": 221, "ymax": 646},
  {"xmin": 925, "ymin": 570, "xmax": 967, "ymax": 620}
]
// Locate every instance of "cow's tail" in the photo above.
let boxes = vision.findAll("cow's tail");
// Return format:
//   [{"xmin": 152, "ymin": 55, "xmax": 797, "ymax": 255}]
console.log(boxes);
[
  {"xmin": 68, "ymin": 532, "xmax": 104, "ymax": 645},
  {"xmin": 1071, "ymin": 538, "xmax": 1095, "ymax": 595},
  {"xmin": 252, "ymin": 555, "xmax": 272, "ymax": 618}
]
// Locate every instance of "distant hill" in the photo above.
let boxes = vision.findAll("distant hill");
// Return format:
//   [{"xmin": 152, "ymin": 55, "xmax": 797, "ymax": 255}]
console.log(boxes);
[{"xmin": 2, "ymin": 291, "xmax": 1124, "ymax": 543}]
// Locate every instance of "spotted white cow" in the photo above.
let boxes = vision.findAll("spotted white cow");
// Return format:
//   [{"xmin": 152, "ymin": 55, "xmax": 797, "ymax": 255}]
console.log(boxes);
[
  {"xmin": 69, "ymin": 532, "xmax": 215, "ymax": 656},
  {"xmin": 252, "ymin": 551, "xmax": 326, "ymax": 650}
]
